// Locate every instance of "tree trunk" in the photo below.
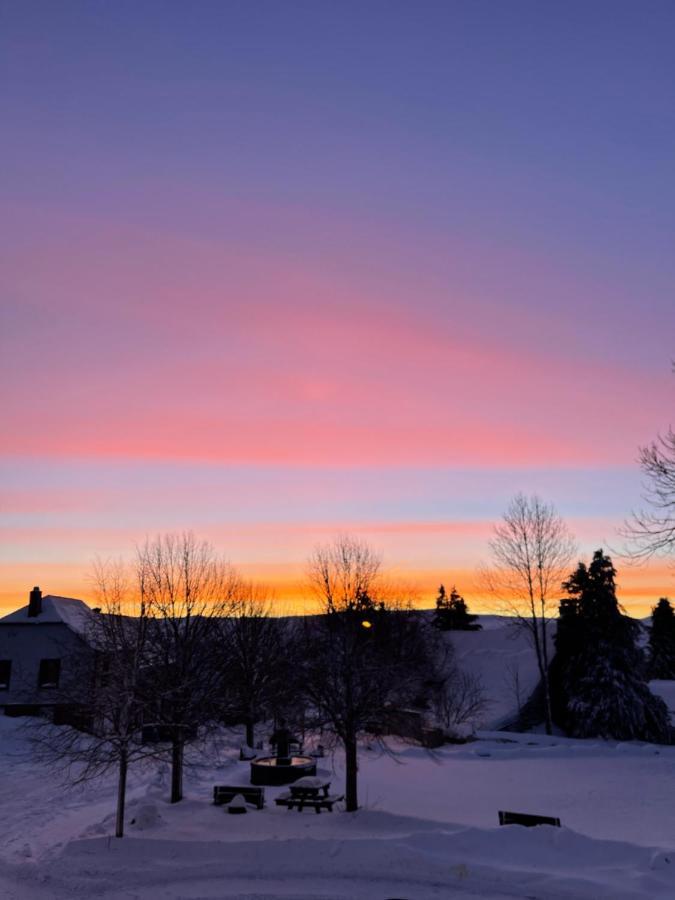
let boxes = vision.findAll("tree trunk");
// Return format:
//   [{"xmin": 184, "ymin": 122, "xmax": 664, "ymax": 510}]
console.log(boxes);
[
  {"xmin": 540, "ymin": 621, "xmax": 553, "ymax": 735},
  {"xmin": 344, "ymin": 735, "xmax": 358, "ymax": 812},
  {"xmin": 530, "ymin": 615, "xmax": 553, "ymax": 735},
  {"xmin": 116, "ymin": 746, "xmax": 128, "ymax": 838},
  {"xmin": 171, "ymin": 735, "xmax": 184, "ymax": 803},
  {"xmin": 245, "ymin": 717, "xmax": 255, "ymax": 749},
  {"xmin": 542, "ymin": 667, "xmax": 553, "ymax": 736}
]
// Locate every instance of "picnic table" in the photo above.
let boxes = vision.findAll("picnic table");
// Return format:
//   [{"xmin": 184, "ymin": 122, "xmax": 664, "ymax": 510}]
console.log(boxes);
[{"xmin": 275, "ymin": 776, "xmax": 343, "ymax": 813}]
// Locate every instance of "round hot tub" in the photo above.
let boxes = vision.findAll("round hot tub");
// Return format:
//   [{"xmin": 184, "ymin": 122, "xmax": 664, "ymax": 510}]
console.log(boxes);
[{"xmin": 250, "ymin": 755, "xmax": 317, "ymax": 786}]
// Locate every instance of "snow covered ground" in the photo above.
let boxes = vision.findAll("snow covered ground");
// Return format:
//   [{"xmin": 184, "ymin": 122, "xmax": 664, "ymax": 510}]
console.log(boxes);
[
  {"xmin": 1, "ymin": 619, "xmax": 672, "ymax": 899},
  {"xmin": 2, "ymin": 715, "xmax": 675, "ymax": 900}
]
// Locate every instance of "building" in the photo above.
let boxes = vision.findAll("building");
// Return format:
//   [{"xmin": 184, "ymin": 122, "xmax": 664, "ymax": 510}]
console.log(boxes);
[{"xmin": 0, "ymin": 587, "xmax": 94, "ymax": 719}]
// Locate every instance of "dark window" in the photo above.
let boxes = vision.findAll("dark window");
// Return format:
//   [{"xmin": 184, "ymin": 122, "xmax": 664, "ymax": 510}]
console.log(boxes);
[
  {"xmin": 0, "ymin": 660, "xmax": 11, "ymax": 689},
  {"xmin": 38, "ymin": 658, "xmax": 61, "ymax": 688}
]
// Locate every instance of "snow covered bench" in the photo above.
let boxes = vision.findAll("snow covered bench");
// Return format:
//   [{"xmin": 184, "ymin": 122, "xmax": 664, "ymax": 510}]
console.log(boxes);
[
  {"xmin": 213, "ymin": 786, "xmax": 265, "ymax": 809},
  {"xmin": 498, "ymin": 810, "xmax": 561, "ymax": 828}
]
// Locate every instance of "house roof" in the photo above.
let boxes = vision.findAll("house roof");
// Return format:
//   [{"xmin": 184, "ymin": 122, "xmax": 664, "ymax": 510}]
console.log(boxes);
[{"xmin": 0, "ymin": 595, "xmax": 93, "ymax": 634}]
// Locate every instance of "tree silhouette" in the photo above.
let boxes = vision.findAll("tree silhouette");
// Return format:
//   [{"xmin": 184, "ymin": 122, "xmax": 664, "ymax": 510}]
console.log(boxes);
[
  {"xmin": 304, "ymin": 535, "xmax": 443, "ymax": 811},
  {"xmin": 432, "ymin": 585, "xmax": 480, "ymax": 631},
  {"xmin": 649, "ymin": 597, "xmax": 675, "ymax": 679},
  {"xmin": 482, "ymin": 493, "xmax": 575, "ymax": 734},
  {"xmin": 551, "ymin": 550, "xmax": 669, "ymax": 742}
]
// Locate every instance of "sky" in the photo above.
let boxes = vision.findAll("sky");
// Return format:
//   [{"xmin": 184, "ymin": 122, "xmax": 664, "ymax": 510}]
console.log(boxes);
[{"xmin": 1, "ymin": 1, "xmax": 674, "ymax": 615}]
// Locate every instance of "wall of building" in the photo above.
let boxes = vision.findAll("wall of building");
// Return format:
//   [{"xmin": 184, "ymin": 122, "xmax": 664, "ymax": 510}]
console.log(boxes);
[{"xmin": 0, "ymin": 623, "xmax": 90, "ymax": 711}]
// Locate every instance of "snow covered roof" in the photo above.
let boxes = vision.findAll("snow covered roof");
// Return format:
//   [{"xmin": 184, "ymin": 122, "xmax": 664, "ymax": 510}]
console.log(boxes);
[{"xmin": 0, "ymin": 595, "xmax": 93, "ymax": 634}]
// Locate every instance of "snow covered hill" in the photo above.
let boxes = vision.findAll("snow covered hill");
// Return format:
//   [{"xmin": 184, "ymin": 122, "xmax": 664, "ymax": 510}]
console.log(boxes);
[{"xmin": 444, "ymin": 615, "xmax": 546, "ymax": 728}]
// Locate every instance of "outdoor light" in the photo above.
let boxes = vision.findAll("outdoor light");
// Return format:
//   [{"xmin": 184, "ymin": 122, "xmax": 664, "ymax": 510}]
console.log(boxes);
[{"xmin": 361, "ymin": 620, "xmax": 372, "ymax": 629}]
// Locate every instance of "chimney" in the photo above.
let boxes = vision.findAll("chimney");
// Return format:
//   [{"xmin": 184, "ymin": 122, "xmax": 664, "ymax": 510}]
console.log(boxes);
[{"xmin": 28, "ymin": 586, "xmax": 42, "ymax": 618}]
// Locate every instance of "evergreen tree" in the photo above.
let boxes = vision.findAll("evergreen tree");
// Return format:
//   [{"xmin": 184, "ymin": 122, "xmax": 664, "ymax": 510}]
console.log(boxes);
[
  {"xmin": 432, "ymin": 584, "xmax": 448, "ymax": 629},
  {"xmin": 550, "ymin": 550, "xmax": 669, "ymax": 742},
  {"xmin": 433, "ymin": 585, "xmax": 481, "ymax": 631},
  {"xmin": 649, "ymin": 598, "xmax": 675, "ymax": 679}
]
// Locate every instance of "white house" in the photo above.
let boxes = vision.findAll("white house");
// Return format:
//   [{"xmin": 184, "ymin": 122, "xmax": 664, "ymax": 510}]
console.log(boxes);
[{"xmin": 0, "ymin": 587, "xmax": 94, "ymax": 719}]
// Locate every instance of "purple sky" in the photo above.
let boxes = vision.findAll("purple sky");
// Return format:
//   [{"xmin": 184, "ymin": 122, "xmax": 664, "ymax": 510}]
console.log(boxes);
[{"xmin": 1, "ymin": 1, "xmax": 674, "ymax": 612}]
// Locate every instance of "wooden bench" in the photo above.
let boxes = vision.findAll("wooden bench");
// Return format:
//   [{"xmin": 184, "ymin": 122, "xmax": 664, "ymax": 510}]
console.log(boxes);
[
  {"xmin": 498, "ymin": 810, "xmax": 561, "ymax": 828},
  {"xmin": 213, "ymin": 786, "xmax": 265, "ymax": 809}
]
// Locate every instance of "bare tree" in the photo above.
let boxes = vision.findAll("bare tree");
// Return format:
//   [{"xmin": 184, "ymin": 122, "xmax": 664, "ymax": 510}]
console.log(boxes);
[
  {"xmin": 219, "ymin": 582, "xmax": 292, "ymax": 748},
  {"xmin": 138, "ymin": 533, "xmax": 239, "ymax": 803},
  {"xmin": 32, "ymin": 559, "xmax": 152, "ymax": 838},
  {"xmin": 623, "ymin": 429, "xmax": 675, "ymax": 562},
  {"xmin": 433, "ymin": 667, "xmax": 488, "ymax": 732},
  {"xmin": 481, "ymin": 494, "xmax": 575, "ymax": 735},
  {"xmin": 307, "ymin": 533, "xmax": 382, "ymax": 614},
  {"xmin": 303, "ymin": 535, "xmax": 440, "ymax": 811}
]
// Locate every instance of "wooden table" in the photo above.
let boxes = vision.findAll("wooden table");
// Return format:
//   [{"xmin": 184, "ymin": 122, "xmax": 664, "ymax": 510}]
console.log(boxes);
[{"xmin": 285, "ymin": 777, "xmax": 336, "ymax": 813}]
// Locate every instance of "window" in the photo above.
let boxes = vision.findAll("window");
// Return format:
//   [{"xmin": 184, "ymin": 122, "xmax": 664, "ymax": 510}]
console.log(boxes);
[
  {"xmin": 0, "ymin": 660, "xmax": 11, "ymax": 690},
  {"xmin": 38, "ymin": 658, "xmax": 61, "ymax": 688}
]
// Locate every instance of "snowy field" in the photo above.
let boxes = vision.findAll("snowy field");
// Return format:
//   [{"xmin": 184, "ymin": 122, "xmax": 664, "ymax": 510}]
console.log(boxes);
[{"xmin": 2, "ymin": 715, "xmax": 675, "ymax": 900}]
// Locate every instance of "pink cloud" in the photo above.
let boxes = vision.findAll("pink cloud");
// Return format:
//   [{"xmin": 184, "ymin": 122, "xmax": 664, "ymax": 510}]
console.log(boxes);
[{"xmin": 3, "ymin": 211, "xmax": 671, "ymax": 469}]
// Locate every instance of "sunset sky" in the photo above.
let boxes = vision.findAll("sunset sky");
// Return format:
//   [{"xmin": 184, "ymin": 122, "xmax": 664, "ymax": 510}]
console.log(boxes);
[{"xmin": 2, "ymin": 1, "xmax": 674, "ymax": 614}]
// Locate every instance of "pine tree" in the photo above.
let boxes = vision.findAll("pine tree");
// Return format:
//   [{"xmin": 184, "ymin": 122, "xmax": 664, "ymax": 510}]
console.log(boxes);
[
  {"xmin": 433, "ymin": 585, "xmax": 481, "ymax": 631},
  {"xmin": 432, "ymin": 584, "xmax": 448, "ymax": 629},
  {"xmin": 649, "ymin": 598, "xmax": 675, "ymax": 679},
  {"xmin": 551, "ymin": 550, "xmax": 670, "ymax": 742}
]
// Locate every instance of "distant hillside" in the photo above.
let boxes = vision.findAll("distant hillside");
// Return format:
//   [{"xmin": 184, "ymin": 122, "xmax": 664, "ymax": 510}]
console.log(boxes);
[{"xmin": 442, "ymin": 616, "xmax": 547, "ymax": 729}]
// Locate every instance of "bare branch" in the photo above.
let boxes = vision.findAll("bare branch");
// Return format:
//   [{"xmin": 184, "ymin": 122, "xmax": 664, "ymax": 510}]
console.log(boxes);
[{"xmin": 622, "ymin": 429, "xmax": 675, "ymax": 562}]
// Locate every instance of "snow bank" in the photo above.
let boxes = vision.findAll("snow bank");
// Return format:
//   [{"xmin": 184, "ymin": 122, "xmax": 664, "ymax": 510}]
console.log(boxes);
[{"xmin": 4, "ymin": 821, "xmax": 675, "ymax": 899}]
